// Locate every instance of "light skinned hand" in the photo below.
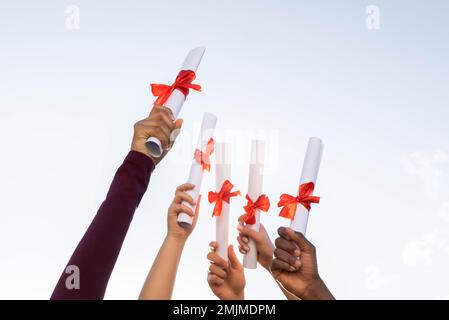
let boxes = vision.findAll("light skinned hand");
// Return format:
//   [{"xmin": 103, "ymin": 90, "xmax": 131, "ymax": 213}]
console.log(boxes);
[
  {"xmin": 236, "ymin": 215, "xmax": 274, "ymax": 270},
  {"xmin": 167, "ymin": 183, "xmax": 201, "ymax": 242},
  {"xmin": 207, "ymin": 242, "xmax": 245, "ymax": 300}
]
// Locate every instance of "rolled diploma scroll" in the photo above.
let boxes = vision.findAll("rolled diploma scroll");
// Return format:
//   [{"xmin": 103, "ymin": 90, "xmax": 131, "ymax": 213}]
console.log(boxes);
[
  {"xmin": 290, "ymin": 137, "xmax": 323, "ymax": 234},
  {"xmin": 215, "ymin": 143, "xmax": 232, "ymax": 261},
  {"xmin": 243, "ymin": 140, "xmax": 265, "ymax": 269},
  {"xmin": 146, "ymin": 46, "xmax": 206, "ymax": 158},
  {"xmin": 177, "ymin": 112, "xmax": 218, "ymax": 227}
]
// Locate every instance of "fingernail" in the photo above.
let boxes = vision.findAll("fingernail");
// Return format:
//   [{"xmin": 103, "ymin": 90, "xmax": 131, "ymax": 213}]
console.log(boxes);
[
  {"xmin": 294, "ymin": 249, "xmax": 300, "ymax": 257},
  {"xmin": 242, "ymin": 237, "xmax": 249, "ymax": 243},
  {"xmin": 290, "ymin": 265, "xmax": 296, "ymax": 271},
  {"xmin": 244, "ymin": 246, "xmax": 249, "ymax": 251},
  {"xmin": 294, "ymin": 260, "xmax": 301, "ymax": 267}
]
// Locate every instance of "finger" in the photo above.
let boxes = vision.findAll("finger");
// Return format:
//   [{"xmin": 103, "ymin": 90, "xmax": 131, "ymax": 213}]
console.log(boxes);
[
  {"xmin": 174, "ymin": 191, "xmax": 196, "ymax": 206},
  {"xmin": 209, "ymin": 263, "xmax": 227, "ymax": 279},
  {"xmin": 157, "ymin": 112, "xmax": 175, "ymax": 132},
  {"xmin": 228, "ymin": 245, "xmax": 243, "ymax": 270},
  {"xmin": 271, "ymin": 258, "xmax": 297, "ymax": 272},
  {"xmin": 209, "ymin": 241, "xmax": 218, "ymax": 252},
  {"xmin": 238, "ymin": 246, "xmax": 247, "ymax": 255},
  {"xmin": 207, "ymin": 251, "xmax": 228, "ymax": 269},
  {"xmin": 176, "ymin": 183, "xmax": 195, "ymax": 192},
  {"xmin": 237, "ymin": 236, "xmax": 249, "ymax": 252},
  {"xmin": 152, "ymin": 105, "xmax": 175, "ymax": 121},
  {"xmin": 173, "ymin": 204, "xmax": 194, "ymax": 217},
  {"xmin": 277, "ymin": 226, "xmax": 291, "ymax": 240},
  {"xmin": 274, "ymin": 248, "xmax": 301, "ymax": 269},
  {"xmin": 140, "ymin": 118, "xmax": 172, "ymax": 140},
  {"xmin": 274, "ymin": 237, "xmax": 300, "ymax": 255},
  {"xmin": 207, "ymin": 273, "xmax": 224, "ymax": 286},
  {"xmin": 237, "ymin": 224, "xmax": 261, "ymax": 243},
  {"xmin": 285, "ymin": 228, "xmax": 316, "ymax": 254},
  {"xmin": 174, "ymin": 118, "xmax": 183, "ymax": 130}
]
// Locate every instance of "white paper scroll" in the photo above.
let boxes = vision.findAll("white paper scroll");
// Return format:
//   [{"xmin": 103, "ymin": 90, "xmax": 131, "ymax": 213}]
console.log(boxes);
[
  {"xmin": 243, "ymin": 140, "xmax": 266, "ymax": 269},
  {"xmin": 290, "ymin": 137, "xmax": 323, "ymax": 234},
  {"xmin": 177, "ymin": 112, "xmax": 218, "ymax": 227},
  {"xmin": 215, "ymin": 143, "xmax": 232, "ymax": 261},
  {"xmin": 146, "ymin": 46, "xmax": 206, "ymax": 158}
]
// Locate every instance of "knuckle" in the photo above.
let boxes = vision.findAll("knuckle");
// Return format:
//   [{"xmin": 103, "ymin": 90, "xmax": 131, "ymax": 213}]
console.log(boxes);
[
  {"xmin": 133, "ymin": 121, "xmax": 142, "ymax": 129},
  {"xmin": 274, "ymin": 237, "xmax": 282, "ymax": 248}
]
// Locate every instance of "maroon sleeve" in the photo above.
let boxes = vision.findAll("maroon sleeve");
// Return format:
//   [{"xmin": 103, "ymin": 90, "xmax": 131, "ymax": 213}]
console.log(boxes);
[{"xmin": 50, "ymin": 151, "xmax": 155, "ymax": 300}]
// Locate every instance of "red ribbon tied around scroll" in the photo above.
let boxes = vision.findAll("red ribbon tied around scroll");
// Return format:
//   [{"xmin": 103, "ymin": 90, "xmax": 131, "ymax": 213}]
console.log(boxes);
[
  {"xmin": 151, "ymin": 70, "xmax": 202, "ymax": 106},
  {"xmin": 243, "ymin": 194, "xmax": 270, "ymax": 225},
  {"xmin": 209, "ymin": 180, "xmax": 241, "ymax": 217},
  {"xmin": 277, "ymin": 182, "xmax": 320, "ymax": 220},
  {"xmin": 194, "ymin": 138, "xmax": 215, "ymax": 172}
]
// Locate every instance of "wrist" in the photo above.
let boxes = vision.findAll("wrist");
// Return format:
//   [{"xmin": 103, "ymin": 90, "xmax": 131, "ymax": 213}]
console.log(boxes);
[
  {"xmin": 220, "ymin": 291, "xmax": 244, "ymax": 300},
  {"xmin": 131, "ymin": 139, "xmax": 156, "ymax": 162},
  {"xmin": 165, "ymin": 234, "xmax": 187, "ymax": 247},
  {"xmin": 131, "ymin": 144, "xmax": 149, "ymax": 158},
  {"xmin": 302, "ymin": 277, "xmax": 335, "ymax": 300}
]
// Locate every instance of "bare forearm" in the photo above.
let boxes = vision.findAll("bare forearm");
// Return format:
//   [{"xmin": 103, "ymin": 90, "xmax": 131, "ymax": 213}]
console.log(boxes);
[{"xmin": 139, "ymin": 236, "xmax": 185, "ymax": 299}]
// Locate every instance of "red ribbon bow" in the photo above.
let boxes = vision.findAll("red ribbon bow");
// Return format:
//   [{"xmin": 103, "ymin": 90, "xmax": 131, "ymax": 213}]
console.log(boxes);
[
  {"xmin": 243, "ymin": 194, "xmax": 270, "ymax": 225},
  {"xmin": 209, "ymin": 180, "xmax": 241, "ymax": 217},
  {"xmin": 151, "ymin": 70, "xmax": 201, "ymax": 106},
  {"xmin": 277, "ymin": 182, "xmax": 320, "ymax": 220},
  {"xmin": 194, "ymin": 138, "xmax": 215, "ymax": 172}
]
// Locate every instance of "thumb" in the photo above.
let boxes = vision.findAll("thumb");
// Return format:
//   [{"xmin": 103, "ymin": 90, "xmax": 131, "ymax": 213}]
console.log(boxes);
[
  {"xmin": 228, "ymin": 245, "xmax": 242, "ymax": 270},
  {"xmin": 174, "ymin": 118, "xmax": 183, "ymax": 131}
]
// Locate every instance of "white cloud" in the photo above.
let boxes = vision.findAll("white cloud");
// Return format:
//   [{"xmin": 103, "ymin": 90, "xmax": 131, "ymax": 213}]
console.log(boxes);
[
  {"xmin": 403, "ymin": 231, "xmax": 449, "ymax": 266},
  {"xmin": 364, "ymin": 265, "xmax": 397, "ymax": 290},
  {"xmin": 401, "ymin": 150, "xmax": 448, "ymax": 200}
]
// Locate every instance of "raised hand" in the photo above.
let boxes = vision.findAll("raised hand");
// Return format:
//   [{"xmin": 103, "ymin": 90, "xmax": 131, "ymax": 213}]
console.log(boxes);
[
  {"xmin": 271, "ymin": 227, "xmax": 334, "ymax": 300},
  {"xmin": 237, "ymin": 216, "xmax": 274, "ymax": 270},
  {"xmin": 207, "ymin": 242, "xmax": 245, "ymax": 300},
  {"xmin": 167, "ymin": 183, "xmax": 201, "ymax": 242},
  {"xmin": 131, "ymin": 105, "xmax": 183, "ymax": 165}
]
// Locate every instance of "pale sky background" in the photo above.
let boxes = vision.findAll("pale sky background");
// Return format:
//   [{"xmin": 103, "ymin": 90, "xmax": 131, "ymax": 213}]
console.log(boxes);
[{"xmin": 1, "ymin": 0, "xmax": 449, "ymax": 300}]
